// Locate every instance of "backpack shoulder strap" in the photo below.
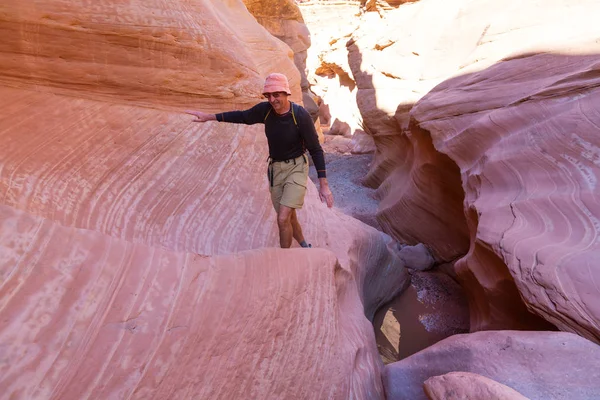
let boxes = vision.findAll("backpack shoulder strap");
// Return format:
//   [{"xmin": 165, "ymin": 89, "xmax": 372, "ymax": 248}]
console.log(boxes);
[
  {"xmin": 264, "ymin": 102, "xmax": 298, "ymax": 127},
  {"xmin": 291, "ymin": 102, "xmax": 298, "ymax": 127},
  {"xmin": 263, "ymin": 107, "xmax": 272, "ymax": 122}
]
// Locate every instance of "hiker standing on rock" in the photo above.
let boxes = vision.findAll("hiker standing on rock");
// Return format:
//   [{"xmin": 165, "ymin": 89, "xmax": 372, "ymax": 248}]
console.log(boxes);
[{"xmin": 186, "ymin": 73, "xmax": 334, "ymax": 249}]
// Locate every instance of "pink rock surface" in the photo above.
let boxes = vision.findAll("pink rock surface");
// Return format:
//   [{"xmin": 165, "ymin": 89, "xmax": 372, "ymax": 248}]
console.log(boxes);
[
  {"xmin": 0, "ymin": 1, "xmax": 410, "ymax": 397},
  {"xmin": 384, "ymin": 330, "xmax": 600, "ymax": 400},
  {"xmin": 0, "ymin": 0, "xmax": 301, "ymax": 110},
  {"xmin": 412, "ymin": 52, "xmax": 600, "ymax": 340},
  {"xmin": 0, "ymin": 204, "xmax": 384, "ymax": 399},
  {"xmin": 305, "ymin": 0, "xmax": 600, "ymax": 335},
  {"xmin": 0, "ymin": 85, "xmax": 408, "ymax": 319},
  {"xmin": 424, "ymin": 372, "xmax": 530, "ymax": 400}
]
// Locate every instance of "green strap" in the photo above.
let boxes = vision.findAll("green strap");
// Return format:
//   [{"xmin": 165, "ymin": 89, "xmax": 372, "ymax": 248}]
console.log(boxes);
[
  {"xmin": 291, "ymin": 102, "xmax": 297, "ymax": 126},
  {"xmin": 263, "ymin": 103, "xmax": 298, "ymax": 127}
]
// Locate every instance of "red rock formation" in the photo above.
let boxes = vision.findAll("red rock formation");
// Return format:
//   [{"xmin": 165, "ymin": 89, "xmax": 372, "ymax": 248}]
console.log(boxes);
[
  {"xmin": 0, "ymin": 0, "xmax": 301, "ymax": 110},
  {"xmin": 243, "ymin": 0, "xmax": 319, "ymax": 116},
  {"xmin": 413, "ymin": 51, "xmax": 600, "ymax": 340},
  {"xmin": 305, "ymin": 0, "xmax": 600, "ymax": 337},
  {"xmin": 0, "ymin": 205, "xmax": 384, "ymax": 398},
  {"xmin": 301, "ymin": 2, "xmax": 368, "ymax": 147},
  {"xmin": 384, "ymin": 330, "xmax": 600, "ymax": 400},
  {"xmin": 0, "ymin": 0, "xmax": 410, "ymax": 397}
]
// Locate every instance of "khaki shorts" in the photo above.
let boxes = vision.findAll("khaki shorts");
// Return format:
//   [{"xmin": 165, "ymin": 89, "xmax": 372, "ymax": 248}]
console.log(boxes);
[{"xmin": 268, "ymin": 154, "xmax": 309, "ymax": 212}]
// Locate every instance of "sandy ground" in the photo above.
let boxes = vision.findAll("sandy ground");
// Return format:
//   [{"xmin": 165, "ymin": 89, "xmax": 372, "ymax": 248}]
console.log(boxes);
[{"xmin": 308, "ymin": 135, "xmax": 381, "ymax": 230}]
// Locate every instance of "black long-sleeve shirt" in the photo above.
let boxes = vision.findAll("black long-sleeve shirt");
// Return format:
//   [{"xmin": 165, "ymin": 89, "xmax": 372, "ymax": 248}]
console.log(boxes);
[{"xmin": 215, "ymin": 102, "xmax": 326, "ymax": 178}]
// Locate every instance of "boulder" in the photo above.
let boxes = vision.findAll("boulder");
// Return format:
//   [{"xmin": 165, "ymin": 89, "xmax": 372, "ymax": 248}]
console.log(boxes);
[
  {"xmin": 397, "ymin": 243, "xmax": 435, "ymax": 271},
  {"xmin": 424, "ymin": 372, "xmax": 530, "ymax": 400},
  {"xmin": 384, "ymin": 330, "xmax": 600, "ymax": 400}
]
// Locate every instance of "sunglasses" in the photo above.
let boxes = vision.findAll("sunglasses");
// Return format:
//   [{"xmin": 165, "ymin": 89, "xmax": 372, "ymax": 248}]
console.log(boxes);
[{"xmin": 263, "ymin": 92, "xmax": 287, "ymax": 99}]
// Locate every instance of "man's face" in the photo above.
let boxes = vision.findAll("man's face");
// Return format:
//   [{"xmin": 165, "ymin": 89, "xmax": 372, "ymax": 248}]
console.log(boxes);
[{"xmin": 263, "ymin": 92, "xmax": 289, "ymax": 113}]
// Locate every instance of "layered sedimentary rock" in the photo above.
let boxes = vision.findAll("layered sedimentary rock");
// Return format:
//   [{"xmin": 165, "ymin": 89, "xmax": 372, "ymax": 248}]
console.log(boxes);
[
  {"xmin": 0, "ymin": 85, "xmax": 408, "ymax": 319},
  {"xmin": 384, "ymin": 331, "xmax": 600, "ymax": 400},
  {"xmin": 305, "ymin": 0, "xmax": 600, "ymax": 336},
  {"xmin": 0, "ymin": 205, "xmax": 384, "ymax": 399},
  {"xmin": 0, "ymin": 0, "xmax": 301, "ymax": 110},
  {"xmin": 0, "ymin": 0, "xmax": 409, "ymax": 397},
  {"xmin": 412, "ymin": 51, "xmax": 600, "ymax": 340}
]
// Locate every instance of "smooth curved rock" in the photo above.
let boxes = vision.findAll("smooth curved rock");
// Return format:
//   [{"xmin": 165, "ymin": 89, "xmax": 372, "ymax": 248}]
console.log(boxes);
[
  {"xmin": 0, "ymin": 85, "xmax": 408, "ymax": 320},
  {"xmin": 0, "ymin": 0, "xmax": 301, "ymax": 110},
  {"xmin": 305, "ymin": 0, "xmax": 600, "ymax": 335},
  {"xmin": 424, "ymin": 372, "xmax": 530, "ymax": 400},
  {"xmin": 0, "ymin": 0, "xmax": 410, "ymax": 397},
  {"xmin": 0, "ymin": 205, "xmax": 384, "ymax": 399},
  {"xmin": 384, "ymin": 330, "xmax": 600, "ymax": 400},
  {"xmin": 412, "ymin": 51, "xmax": 600, "ymax": 340}
]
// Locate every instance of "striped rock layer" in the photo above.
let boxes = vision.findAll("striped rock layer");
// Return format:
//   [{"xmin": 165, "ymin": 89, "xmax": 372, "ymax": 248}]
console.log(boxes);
[
  {"xmin": 332, "ymin": 0, "xmax": 600, "ymax": 339},
  {"xmin": 0, "ymin": 0, "xmax": 409, "ymax": 398}
]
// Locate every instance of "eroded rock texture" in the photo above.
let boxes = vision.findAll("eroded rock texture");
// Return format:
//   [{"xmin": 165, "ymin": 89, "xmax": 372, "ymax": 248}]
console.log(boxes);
[
  {"xmin": 413, "ymin": 51, "xmax": 600, "ymax": 341},
  {"xmin": 305, "ymin": 0, "xmax": 600, "ymax": 337},
  {"xmin": 0, "ymin": 0, "xmax": 409, "ymax": 397},
  {"xmin": 384, "ymin": 331, "xmax": 600, "ymax": 400},
  {"xmin": 0, "ymin": 0, "xmax": 302, "ymax": 109},
  {"xmin": 0, "ymin": 206, "xmax": 384, "ymax": 399},
  {"xmin": 301, "ymin": 2, "xmax": 367, "ymax": 145}
]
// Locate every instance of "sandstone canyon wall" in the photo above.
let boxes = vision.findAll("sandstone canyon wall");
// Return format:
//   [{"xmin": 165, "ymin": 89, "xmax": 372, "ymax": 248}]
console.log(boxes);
[
  {"xmin": 0, "ymin": 0, "xmax": 410, "ymax": 397},
  {"xmin": 305, "ymin": 0, "xmax": 600, "ymax": 341},
  {"xmin": 0, "ymin": 0, "xmax": 302, "ymax": 110}
]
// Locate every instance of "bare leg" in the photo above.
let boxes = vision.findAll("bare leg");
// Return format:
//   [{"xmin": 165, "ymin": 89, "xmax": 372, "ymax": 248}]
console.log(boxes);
[
  {"xmin": 277, "ymin": 205, "xmax": 294, "ymax": 248},
  {"xmin": 290, "ymin": 209, "xmax": 305, "ymax": 245}
]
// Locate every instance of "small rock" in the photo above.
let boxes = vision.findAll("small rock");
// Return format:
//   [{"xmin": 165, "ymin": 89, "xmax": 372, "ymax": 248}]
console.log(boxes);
[
  {"xmin": 398, "ymin": 243, "xmax": 435, "ymax": 271},
  {"xmin": 424, "ymin": 372, "xmax": 530, "ymax": 400}
]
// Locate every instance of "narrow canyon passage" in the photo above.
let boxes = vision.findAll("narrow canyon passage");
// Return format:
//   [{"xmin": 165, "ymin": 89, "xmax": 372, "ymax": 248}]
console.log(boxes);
[
  {"xmin": 300, "ymin": 1, "xmax": 470, "ymax": 364},
  {"xmin": 298, "ymin": 0, "xmax": 589, "ymax": 368},
  {"xmin": 307, "ymin": 133, "xmax": 471, "ymax": 362},
  {"xmin": 2, "ymin": 0, "xmax": 600, "ymax": 399}
]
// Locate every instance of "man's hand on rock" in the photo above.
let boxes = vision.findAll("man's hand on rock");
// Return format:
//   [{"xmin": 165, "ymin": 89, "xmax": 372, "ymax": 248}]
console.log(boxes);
[{"xmin": 185, "ymin": 110, "xmax": 216, "ymax": 122}]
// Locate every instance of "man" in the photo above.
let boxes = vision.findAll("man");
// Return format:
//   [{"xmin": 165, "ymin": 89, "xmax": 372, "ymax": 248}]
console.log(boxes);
[{"xmin": 186, "ymin": 73, "xmax": 334, "ymax": 249}]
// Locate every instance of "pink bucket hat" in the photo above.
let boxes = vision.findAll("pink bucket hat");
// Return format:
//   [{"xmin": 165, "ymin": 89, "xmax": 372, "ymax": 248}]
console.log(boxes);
[{"xmin": 263, "ymin": 73, "xmax": 291, "ymax": 95}]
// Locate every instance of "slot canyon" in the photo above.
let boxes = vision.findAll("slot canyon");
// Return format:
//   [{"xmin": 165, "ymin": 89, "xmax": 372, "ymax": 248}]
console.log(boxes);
[{"xmin": 1, "ymin": 0, "xmax": 599, "ymax": 399}]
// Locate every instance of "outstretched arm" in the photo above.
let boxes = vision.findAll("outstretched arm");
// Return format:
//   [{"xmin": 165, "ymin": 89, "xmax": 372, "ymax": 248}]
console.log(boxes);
[
  {"xmin": 185, "ymin": 103, "xmax": 269, "ymax": 125},
  {"xmin": 186, "ymin": 110, "xmax": 216, "ymax": 122}
]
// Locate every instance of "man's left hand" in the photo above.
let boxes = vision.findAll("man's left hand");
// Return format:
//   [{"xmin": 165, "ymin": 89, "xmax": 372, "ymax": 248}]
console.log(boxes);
[{"xmin": 319, "ymin": 184, "xmax": 334, "ymax": 208}]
